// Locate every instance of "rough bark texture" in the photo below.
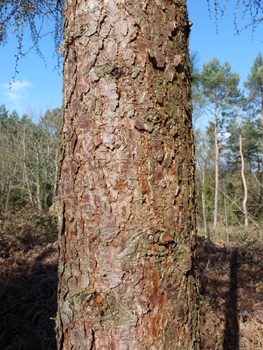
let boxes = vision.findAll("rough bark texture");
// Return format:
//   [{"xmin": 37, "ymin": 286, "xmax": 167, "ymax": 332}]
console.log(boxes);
[{"xmin": 56, "ymin": 0, "xmax": 199, "ymax": 349}]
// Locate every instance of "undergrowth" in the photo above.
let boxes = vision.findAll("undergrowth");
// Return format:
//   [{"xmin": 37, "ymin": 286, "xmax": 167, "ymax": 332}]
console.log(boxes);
[
  {"xmin": 0, "ymin": 205, "xmax": 58, "ymax": 350},
  {"xmin": 0, "ymin": 207, "xmax": 263, "ymax": 349},
  {"xmin": 198, "ymin": 226, "xmax": 263, "ymax": 349}
]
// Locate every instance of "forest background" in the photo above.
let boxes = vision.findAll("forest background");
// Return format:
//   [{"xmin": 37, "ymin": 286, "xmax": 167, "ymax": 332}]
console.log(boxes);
[
  {"xmin": 2, "ymin": 51, "xmax": 263, "ymax": 238},
  {"xmin": 1, "ymin": 0, "xmax": 263, "ymax": 236}
]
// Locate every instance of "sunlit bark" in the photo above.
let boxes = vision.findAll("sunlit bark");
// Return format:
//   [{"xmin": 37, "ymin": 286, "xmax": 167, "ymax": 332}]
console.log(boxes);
[{"xmin": 57, "ymin": 0, "xmax": 199, "ymax": 348}]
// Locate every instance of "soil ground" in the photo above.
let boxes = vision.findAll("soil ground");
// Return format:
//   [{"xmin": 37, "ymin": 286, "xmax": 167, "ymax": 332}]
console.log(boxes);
[
  {"xmin": 198, "ymin": 229, "xmax": 263, "ymax": 349},
  {"xmin": 0, "ymin": 207, "xmax": 262, "ymax": 349}
]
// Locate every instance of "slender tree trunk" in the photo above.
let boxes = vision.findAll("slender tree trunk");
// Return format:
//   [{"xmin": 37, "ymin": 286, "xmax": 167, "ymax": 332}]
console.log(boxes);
[
  {"xmin": 213, "ymin": 101, "xmax": 219, "ymax": 231},
  {"xmin": 4, "ymin": 159, "xmax": 17, "ymax": 212},
  {"xmin": 4, "ymin": 180, "xmax": 11, "ymax": 213},
  {"xmin": 222, "ymin": 179, "xmax": 229, "ymax": 242},
  {"xmin": 25, "ymin": 177, "xmax": 34, "ymax": 206},
  {"xmin": 43, "ymin": 168, "xmax": 48, "ymax": 209},
  {"xmin": 22, "ymin": 125, "xmax": 26, "ymax": 192},
  {"xmin": 201, "ymin": 188, "xmax": 208, "ymax": 239},
  {"xmin": 22, "ymin": 127, "xmax": 33, "ymax": 205},
  {"xmin": 22, "ymin": 126, "xmax": 31, "ymax": 203},
  {"xmin": 223, "ymin": 180, "xmax": 228, "ymax": 228},
  {"xmin": 57, "ymin": 1, "xmax": 199, "ymax": 349},
  {"xmin": 261, "ymin": 88, "xmax": 263, "ymax": 128},
  {"xmin": 260, "ymin": 92, "xmax": 263, "ymax": 198},
  {"xmin": 257, "ymin": 153, "xmax": 261, "ymax": 173},
  {"xmin": 53, "ymin": 148, "xmax": 59, "ymax": 202},
  {"xmin": 36, "ymin": 159, "xmax": 42, "ymax": 211},
  {"xmin": 238, "ymin": 108, "xmax": 248, "ymax": 228},
  {"xmin": 200, "ymin": 138, "xmax": 208, "ymax": 239}
]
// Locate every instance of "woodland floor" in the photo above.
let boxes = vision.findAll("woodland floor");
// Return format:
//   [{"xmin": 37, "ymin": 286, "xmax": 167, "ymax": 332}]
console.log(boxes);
[{"xmin": 0, "ymin": 207, "xmax": 263, "ymax": 349}]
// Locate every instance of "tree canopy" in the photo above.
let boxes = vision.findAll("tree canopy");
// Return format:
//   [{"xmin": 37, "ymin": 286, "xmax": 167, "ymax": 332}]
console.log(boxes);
[
  {"xmin": 200, "ymin": 57, "xmax": 240, "ymax": 113},
  {"xmin": 244, "ymin": 53, "xmax": 263, "ymax": 114}
]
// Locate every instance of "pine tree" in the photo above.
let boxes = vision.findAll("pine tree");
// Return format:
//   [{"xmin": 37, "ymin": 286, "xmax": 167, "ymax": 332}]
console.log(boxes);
[
  {"xmin": 244, "ymin": 52, "xmax": 263, "ymax": 127},
  {"xmin": 200, "ymin": 57, "xmax": 240, "ymax": 230},
  {"xmin": 56, "ymin": 1, "xmax": 200, "ymax": 348}
]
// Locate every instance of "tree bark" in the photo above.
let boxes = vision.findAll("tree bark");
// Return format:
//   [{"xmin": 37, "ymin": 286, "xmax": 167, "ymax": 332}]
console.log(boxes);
[
  {"xmin": 213, "ymin": 100, "xmax": 219, "ymax": 231},
  {"xmin": 56, "ymin": 0, "xmax": 199, "ymax": 349}
]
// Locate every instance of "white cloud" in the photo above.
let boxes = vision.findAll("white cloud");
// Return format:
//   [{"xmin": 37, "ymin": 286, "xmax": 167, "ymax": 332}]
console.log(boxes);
[
  {"xmin": 3, "ymin": 80, "xmax": 32, "ymax": 93},
  {"xmin": 1, "ymin": 79, "xmax": 33, "ymax": 114}
]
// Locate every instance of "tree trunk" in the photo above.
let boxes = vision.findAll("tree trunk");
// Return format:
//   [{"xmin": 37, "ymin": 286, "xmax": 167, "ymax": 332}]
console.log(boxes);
[
  {"xmin": 25, "ymin": 176, "xmax": 34, "ymax": 206},
  {"xmin": 238, "ymin": 108, "xmax": 248, "ymax": 228},
  {"xmin": 260, "ymin": 91, "xmax": 263, "ymax": 197},
  {"xmin": 261, "ymin": 86, "xmax": 263, "ymax": 129},
  {"xmin": 200, "ymin": 137, "xmax": 208, "ymax": 240},
  {"xmin": 4, "ymin": 180, "xmax": 11, "ymax": 213},
  {"xmin": 56, "ymin": 1, "xmax": 199, "ymax": 349},
  {"xmin": 36, "ymin": 159, "xmax": 42, "ymax": 211},
  {"xmin": 201, "ymin": 183, "xmax": 208, "ymax": 240},
  {"xmin": 53, "ymin": 148, "xmax": 59, "ymax": 202},
  {"xmin": 213, "ymin": 101, "xmax": 219, "ymax": 231}
]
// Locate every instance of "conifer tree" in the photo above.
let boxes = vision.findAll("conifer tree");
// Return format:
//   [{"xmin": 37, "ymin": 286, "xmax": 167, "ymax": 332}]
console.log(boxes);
[
  {"xmin": 200, "ymin": 57, "xmax": 240, "ymax": 230},
  {"xmin": 244, "ymin": 53, "xmax": 263, "ymax": 127},
  {"xmin": 55, "ymin": 1, "xmax": 199, "ymax": 348}
]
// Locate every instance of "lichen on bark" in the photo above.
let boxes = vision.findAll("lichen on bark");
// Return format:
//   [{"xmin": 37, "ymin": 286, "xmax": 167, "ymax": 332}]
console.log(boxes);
[{"xmin": 57, "ymin": 0, "xmax": 200, "ymax": 349}]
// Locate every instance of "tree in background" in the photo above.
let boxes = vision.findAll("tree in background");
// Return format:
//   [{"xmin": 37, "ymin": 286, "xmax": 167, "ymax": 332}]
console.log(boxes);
[
  {"xmin": 225, "ymin": 110, "xmax": 261, "ymax": 171},
  {"xmin": 223, "ymin": 95, "xmax": 250, "ymax": 227},
  {"xmin": 0, "ymin": 108, "xmax": 21, "ymax": 211},
  {"xmin": 194, "ymin": 128, "xmax": 212, "ymax": 239},
  {"xmin": 0, "ymin": 106, "xmax": 62, "ymax": 213},
  {"xmin": 200, "ymin": 58, "xmax": 240, "ymax": 231},
  {"xmin": 244, "ymin": 53, "xmax": 263, "ymax": 128},
  {"xmin": 39, "ymin": 108, "xmax": 62, "ymax": 203},
  {"xmin": 190, "ymin": 51, "xmax": 200, "ymax": 98},
  {"xmin": 0, "ymin": 104, "xmax": 8, "ymax": 124},
  {"xmin": 225, "ymin": 101, "xmax": 263, "ymax": 223},
  {"xmin": 237, "ymin": 107, "xmax": 249, "ymax": 227},
  {"xmin": 225, "ymin": 101, "xmax": 250, "ymax": 228}
]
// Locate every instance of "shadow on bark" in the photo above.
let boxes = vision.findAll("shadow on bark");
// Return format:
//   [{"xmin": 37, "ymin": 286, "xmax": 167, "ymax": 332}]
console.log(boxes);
[{"xmin": 223, "ymin": 248, "xmax": 239, "ymax": 350}]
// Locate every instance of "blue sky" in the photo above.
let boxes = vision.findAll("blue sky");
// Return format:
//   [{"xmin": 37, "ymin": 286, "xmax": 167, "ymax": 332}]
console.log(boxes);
[
  {"xmin": 188, "ymin": 0, "xmax": 262, "ymax": 83},
  {"xmin": 0, "ymin": 0, "xmax": 262, "ymax": 118}
]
